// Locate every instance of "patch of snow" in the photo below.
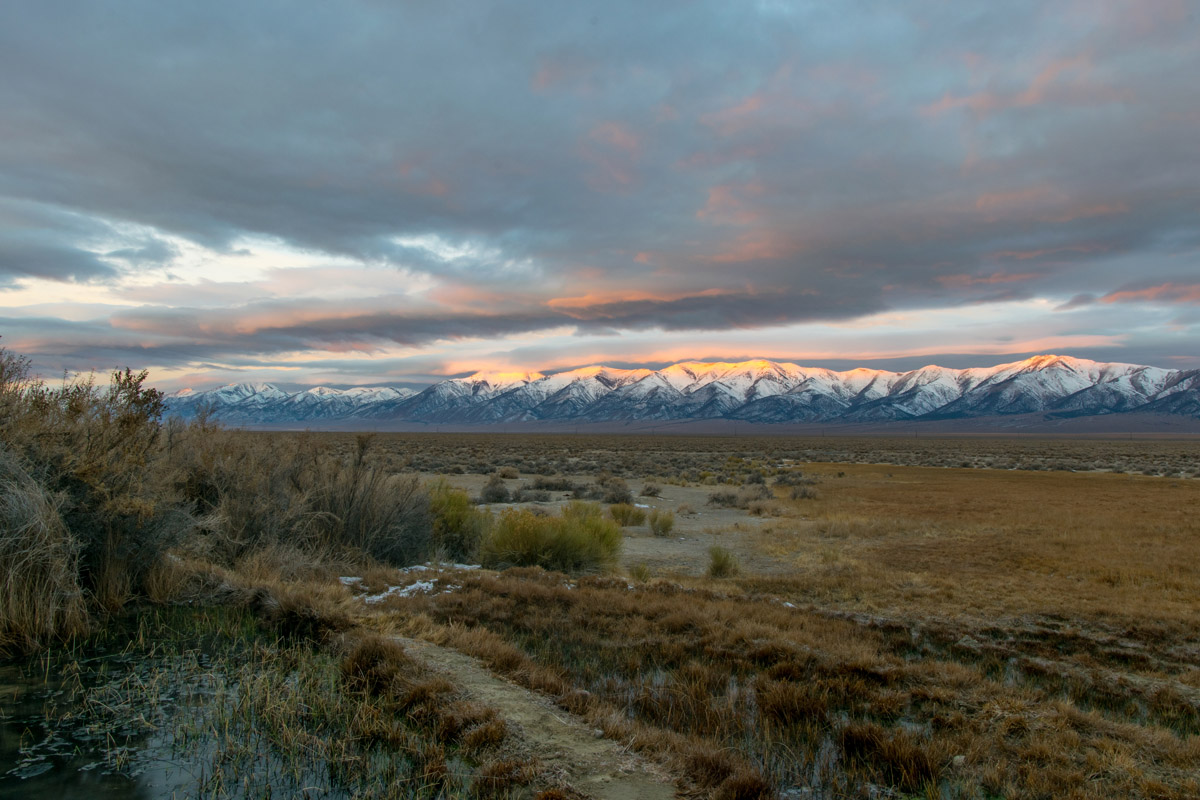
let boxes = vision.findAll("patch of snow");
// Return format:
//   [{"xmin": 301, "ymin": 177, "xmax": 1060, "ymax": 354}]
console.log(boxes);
[{"xmin": 365, "ymin": 580, "xmax": 437, "ymax": 603}]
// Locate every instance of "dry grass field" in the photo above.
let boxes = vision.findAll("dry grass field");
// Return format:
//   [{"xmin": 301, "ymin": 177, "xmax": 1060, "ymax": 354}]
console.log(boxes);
[
  {"xmin": 343, "ymin": 431, "xmax": 1200, "ymax": 480},
  {"xmin": 330, "ymin": 432, "xmax": 1199, "ymax": 799},
  {"xmin": 2, "ymin": 360, "xmax": 1197, "ymax": 800}
]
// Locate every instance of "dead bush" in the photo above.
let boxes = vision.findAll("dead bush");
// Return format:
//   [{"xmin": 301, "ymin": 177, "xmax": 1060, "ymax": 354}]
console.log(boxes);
[
  {"xmin": 0, "ymin": 448, "xmax": 88, "ymax": 652},
  {"xmin": 342, "ymin": 634, "xmax": 413, "ymax": 695},
  {"xmin": 480, "ymin": 474, "xmax": 511, "ymax": 504}
]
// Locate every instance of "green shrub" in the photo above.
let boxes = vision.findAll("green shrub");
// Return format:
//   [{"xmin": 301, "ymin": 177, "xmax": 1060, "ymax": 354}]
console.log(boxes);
[
  {"xmin": 479, "ymin": 502, "xmax": 621, "ymax": 574},
  {"xmin": 707, "ymin": 546, "xmax": 739, "ymax": 578},
  {"xmin": 609, "ymin": 503, "xmax": 647, "ymax": 527},
  {"xmin": 648, "ymin": 509, "xmax": 675, "ymax": 536},
  {"xmin": 429, "ymin": 481, "xmax": 490, "ymax": 562}
]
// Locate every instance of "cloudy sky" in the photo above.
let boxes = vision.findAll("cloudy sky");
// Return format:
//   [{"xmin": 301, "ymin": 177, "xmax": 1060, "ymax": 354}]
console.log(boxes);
[{"xmin": 1, "ymin": 1, "xmax": 1198, "ymax": 390}]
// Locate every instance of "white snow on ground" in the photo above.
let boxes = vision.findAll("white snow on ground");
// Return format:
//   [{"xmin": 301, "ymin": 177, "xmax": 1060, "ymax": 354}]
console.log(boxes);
[
  {"xmin": 340, "ymin": 563, "xmax": 482, "ymax": 604},
  {"xmin": 365, "ymin": 580, "xmax": 437, "ymax": 603}
]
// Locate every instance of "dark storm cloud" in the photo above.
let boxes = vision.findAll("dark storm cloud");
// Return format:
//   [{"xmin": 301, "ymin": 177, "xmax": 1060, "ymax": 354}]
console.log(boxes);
[
  {"xmin": 0, "ymin": 241, "xmax": 116, "ymax": 284},
  {"xmin": 1, "ymin": 0, "xmax": 1198, "ymax": 376},
  {"xmin": 0, "ymin": 198, "xmax": 122, "ymax": 283},
  {"xmin": 98, "ymin": 286, "xmax": 881, "ymax": 362}
]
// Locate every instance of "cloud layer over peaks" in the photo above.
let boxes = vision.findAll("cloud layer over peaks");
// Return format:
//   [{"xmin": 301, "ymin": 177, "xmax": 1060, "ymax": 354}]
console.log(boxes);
[{"xmin": 1, "ymin": 1, "xmax": 1198, "ymax": 387}]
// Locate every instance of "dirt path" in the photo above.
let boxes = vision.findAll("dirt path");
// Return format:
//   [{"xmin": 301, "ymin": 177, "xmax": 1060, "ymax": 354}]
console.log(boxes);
[{"xmin": 393, "ymin": 635, "xmax": 678, "ymax": 800}]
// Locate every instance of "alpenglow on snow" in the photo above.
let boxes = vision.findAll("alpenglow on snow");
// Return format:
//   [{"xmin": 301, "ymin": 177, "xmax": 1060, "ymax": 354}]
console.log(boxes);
[{"xmin": 164, "ymin": 355, "xmax": 1199, "ymax": 426}]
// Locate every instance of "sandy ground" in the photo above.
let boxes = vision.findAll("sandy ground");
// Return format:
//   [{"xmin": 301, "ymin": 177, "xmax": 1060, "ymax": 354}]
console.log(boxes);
[{"xmin": 424, "ymin": 472, "xmax": 790, "ymax": 577}]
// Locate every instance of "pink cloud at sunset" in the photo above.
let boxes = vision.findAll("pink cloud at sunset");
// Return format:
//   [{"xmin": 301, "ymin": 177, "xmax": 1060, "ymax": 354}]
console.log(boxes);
[{"xmin": 0, "ymin": 0, "xmax": 1198, "ymax": 391}]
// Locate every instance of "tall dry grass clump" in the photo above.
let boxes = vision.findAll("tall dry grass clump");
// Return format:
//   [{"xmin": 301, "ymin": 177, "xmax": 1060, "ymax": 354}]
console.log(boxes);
[
  {"xmin": 0, "ymin": 448, "xmax": 88, "ymax": 652},
  {"xmin": 306, "ymin": 435, "xmax": 430, "ymax": 564},
  {"xmin": 164, "ymin": 427, "xmax": 432, "ymax": 567},
  {"xmin": 479, "ymin": 501, "xmax": 621, "ymax": 573},
  {"xmin": 1, "ymin": 348, "xmax": 187, "ymax": 618},
  {"xmin": 0, "ymin": 344, "xmax": 441, "ymax": 652}
]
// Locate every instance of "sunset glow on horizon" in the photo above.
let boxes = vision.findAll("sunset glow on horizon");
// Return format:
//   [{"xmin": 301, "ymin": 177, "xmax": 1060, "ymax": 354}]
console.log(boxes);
[{"xmin": 1, "ymin": 2, "xmax": 1197, "ymax": 391}]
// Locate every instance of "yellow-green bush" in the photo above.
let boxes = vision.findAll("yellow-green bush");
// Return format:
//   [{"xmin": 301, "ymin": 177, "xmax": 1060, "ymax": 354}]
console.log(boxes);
[
  {"xmin": 609, "ymin": 503, "xmax": 646, "ymax": 527},
  {"xmin": 707, "ymin": 546, "xmax": 739, "ymax": 578},
  {"xmin": 429, "ymin": 480, "xmax": 491, "ymax": 562},
  {"xmin": 648, "ymin": 508, "xmax": 675, "ymax": 536},
  {"xmin": 479, "ymin": 502, "xmax": 621, "ymax": 573}
]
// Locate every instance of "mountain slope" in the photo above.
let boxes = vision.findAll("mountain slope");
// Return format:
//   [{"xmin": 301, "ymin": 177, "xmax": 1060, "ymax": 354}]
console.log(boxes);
[{"xmin": 163, "ymin": 356, "xmax": 1200, "ymax": 426}]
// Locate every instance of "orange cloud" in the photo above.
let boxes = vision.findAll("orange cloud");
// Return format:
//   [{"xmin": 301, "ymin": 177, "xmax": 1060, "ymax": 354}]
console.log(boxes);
[
  {"xmin": 394, "ymin": 160, "xmax": 451, "ymax": 197},
  {"xmin": 696, "ymin": 182, "xmax": 765, "ymax": 226},
  {"xmin": 530, "ymin": 53, "xmax": 593, "ymax": 93},
  {"xmin": 701, "ymin": 93, "xmax": 766, "ymax": 136},
  {"xmin": 531, "ymin": 62, "xmax": 563, "ymax": 91},
  {"xmin": 425, "ymin": 284, "xmax": 515, "ymax": 310},
  {"xmin": 705, "ymin": 230, "xmax": 802, "ymax": 263},
  {"xmin": 924, "ymin": 55, "xmax": 1131, "ymax": 118},
  {"xmin": 579, "ymin": 122, "xmax": 641, "ymax": 191},
  {"xmin": 1101, "ymin": 282, "xmax": 1200, "ymax": 305},
  {"xmin": 990, "ymin": 243, "xmax": 1110, "ymax": 261},
  {"xmin": 547, "ymin": 287, "xmax": 733, "ymax": 314},
  {"xmin": 1042, "ymin": 202, "xmax": 1128, "ymax": 223},
  {"xmin": 676, "ymin": 144, "xmax": 770, "ymax": 170},
  {"xmin": 937, "ymin": 272, "xmax": 1039, "ymax": 289},
  {"xmin": 974, "ymin": 187, "xmax": 1130, "ymax": 224},
  {"xmin": 975, "ymin": 185, "xmax": 1060, "ymax": 214},
  {"xmin": 588, "ymin": 121, "xmax": 640, "ymax": 154}
]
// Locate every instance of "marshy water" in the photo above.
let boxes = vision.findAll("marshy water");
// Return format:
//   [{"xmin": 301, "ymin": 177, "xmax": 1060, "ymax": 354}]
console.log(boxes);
[{"xmin": 0, "ymin": 607, "xmax": 339, "ymax": 800}]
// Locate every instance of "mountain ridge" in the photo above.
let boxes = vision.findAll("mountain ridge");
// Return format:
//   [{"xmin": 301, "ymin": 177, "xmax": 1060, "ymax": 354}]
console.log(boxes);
[{"xmin": 163, "ymin": 355, "xmax": 1200, "ymax": 427}]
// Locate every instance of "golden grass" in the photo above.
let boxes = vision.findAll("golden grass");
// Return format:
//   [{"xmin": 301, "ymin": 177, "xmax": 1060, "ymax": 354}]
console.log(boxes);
[
  {"xmin": 749, "ymin": 463, "xmax": 1200, "ymax": 624},
  {"xmin": 390, "ymin": 565, "xmax": 1200, "ymax": 799}
]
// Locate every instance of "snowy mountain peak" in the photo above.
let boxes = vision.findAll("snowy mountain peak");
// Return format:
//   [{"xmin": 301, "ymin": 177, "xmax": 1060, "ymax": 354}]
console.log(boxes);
[
  {"xmin": 161, "ymin": 355, "xmax": 1198, "ymax": 426},
  {"xmin": 457, "ymin": 370, "xmax": 546, "ymax": 388}
]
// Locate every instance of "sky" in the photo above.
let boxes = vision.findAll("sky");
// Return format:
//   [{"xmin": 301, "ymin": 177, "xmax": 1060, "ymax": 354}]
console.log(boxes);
[{"xmin": 1, "ymin": 0, "xmax": 1198, "ymax": 391}]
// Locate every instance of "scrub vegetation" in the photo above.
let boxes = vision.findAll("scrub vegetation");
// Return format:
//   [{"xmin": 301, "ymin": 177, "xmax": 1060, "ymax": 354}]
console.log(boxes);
[{"xmin": 2, "ymin": 344, "xmax": 1199, "ymax": 799}]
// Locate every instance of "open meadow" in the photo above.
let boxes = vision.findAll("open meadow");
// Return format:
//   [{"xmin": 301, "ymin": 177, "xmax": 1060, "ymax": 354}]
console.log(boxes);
[
  {"xmin": 2, "ymin": 361, "xmax": 1198, "ymax": 800},
  {"xmin": 358, "ymin": 433, "xmax": 1200, "ymax": 799}
]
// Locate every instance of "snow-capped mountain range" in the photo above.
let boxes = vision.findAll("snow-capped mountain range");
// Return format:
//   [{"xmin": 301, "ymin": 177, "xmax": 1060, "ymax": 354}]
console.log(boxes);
[{"xmin": 163, "ymin": 355, "xmax": 1200, "ymax": 426}]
